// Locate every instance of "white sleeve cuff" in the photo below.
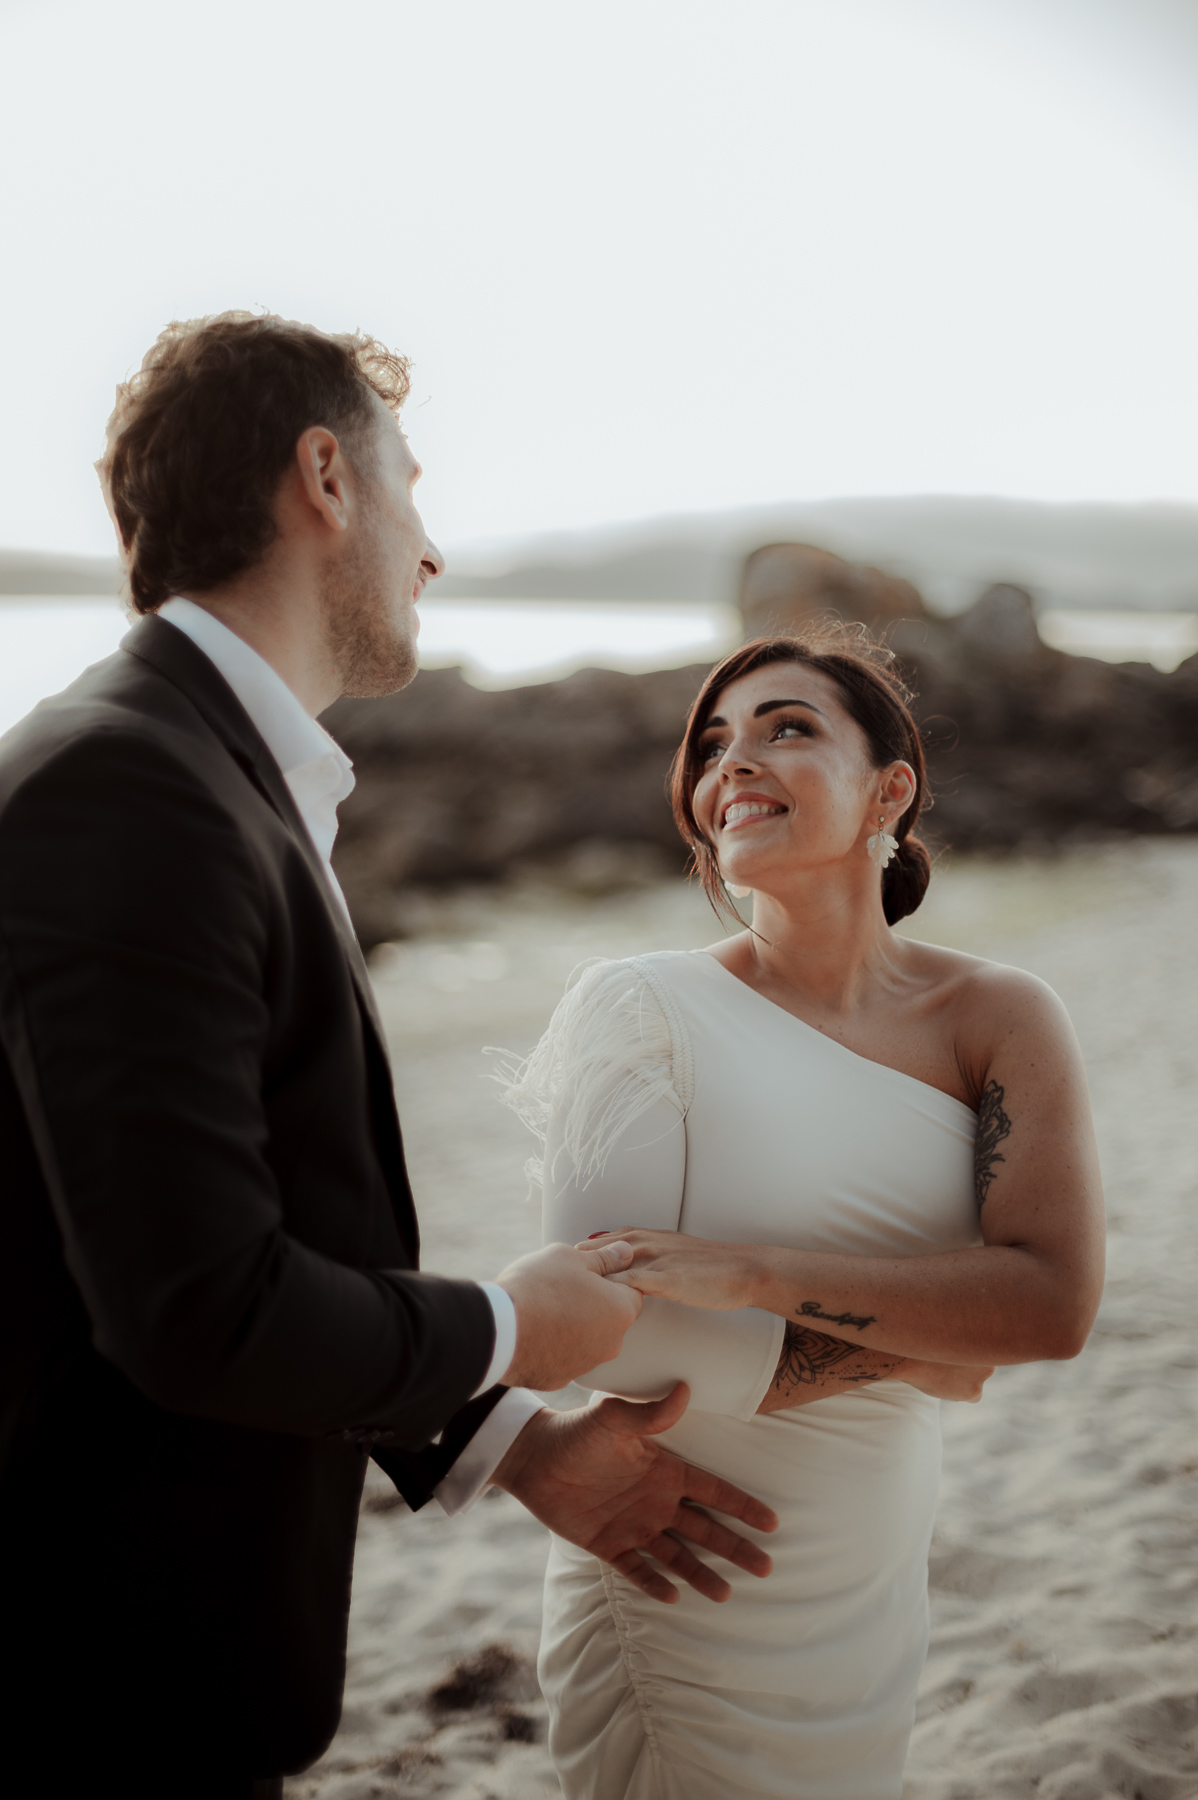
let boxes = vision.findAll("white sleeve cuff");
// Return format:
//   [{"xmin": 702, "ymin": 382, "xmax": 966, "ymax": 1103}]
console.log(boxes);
[
  {"xmin": 472, "ymin": 1281, "xmax": 518, "ymax": 1396},
  {"xmin": 432, "ymin": 1387, "xmax": 545, "ymax": 1517},
  {"xmin": 577, "ymin": 1299, "xmax": 785, "ymax": 1421}
]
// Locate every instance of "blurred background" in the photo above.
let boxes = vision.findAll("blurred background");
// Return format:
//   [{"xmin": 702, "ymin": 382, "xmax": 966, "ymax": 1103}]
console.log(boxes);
[
  {"xmin": 3, "ymin": 0, "xmax": 1198, "ymax": 947},
  {"xmin": 3, "ymin": 5, "xmax": 1197, "ymax": 1796}
]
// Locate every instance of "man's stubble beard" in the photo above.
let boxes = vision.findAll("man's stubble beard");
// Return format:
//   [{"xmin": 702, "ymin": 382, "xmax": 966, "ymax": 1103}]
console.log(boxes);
[{"xmin": 321, "ymin": 514, "xmax": 419, "ymax": 700}]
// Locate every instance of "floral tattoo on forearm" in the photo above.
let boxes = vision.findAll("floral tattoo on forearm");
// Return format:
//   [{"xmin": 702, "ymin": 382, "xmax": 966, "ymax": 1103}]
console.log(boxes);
[
  {"xmin": 773, "ymin": 1323, "xmax": 901, "ymax": 1396},
  {"xmin": 974, "ymin": 1079, "xmax": 1012, "ymax": 1208}
]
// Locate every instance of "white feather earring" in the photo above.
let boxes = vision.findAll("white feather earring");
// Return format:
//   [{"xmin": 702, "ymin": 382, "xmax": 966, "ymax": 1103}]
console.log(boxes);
[{"xmin": 866, "ymin": 816, "xmax": 899, "ymax": 869}]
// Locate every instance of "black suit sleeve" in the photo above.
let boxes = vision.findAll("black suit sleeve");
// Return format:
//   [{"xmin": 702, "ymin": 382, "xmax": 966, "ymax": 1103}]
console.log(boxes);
[
  {"xmin": 370, "ymin": 1385, "xmax": 510, "ymax": 1511},
  {"xmin": 0, "ymin": 731, "xmax": 493, "ymax": 1451}
]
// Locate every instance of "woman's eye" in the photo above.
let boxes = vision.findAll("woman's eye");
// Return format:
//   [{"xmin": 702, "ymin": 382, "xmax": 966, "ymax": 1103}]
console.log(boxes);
[{"xmin": 699, "ymin": 716, "xmax": 812, "ymax": 763}]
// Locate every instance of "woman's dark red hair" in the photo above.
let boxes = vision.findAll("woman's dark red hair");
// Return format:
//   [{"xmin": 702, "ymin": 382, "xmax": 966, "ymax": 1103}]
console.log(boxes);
[{"xmin": 668, "ymin": 625, "xmax": 932, "ymax": 925}]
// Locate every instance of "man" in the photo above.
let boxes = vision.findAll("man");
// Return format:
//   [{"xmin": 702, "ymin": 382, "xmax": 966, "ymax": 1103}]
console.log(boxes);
[{"xmin": 0, "ymin": 314, "xmax": 775, "ymax": 1796}]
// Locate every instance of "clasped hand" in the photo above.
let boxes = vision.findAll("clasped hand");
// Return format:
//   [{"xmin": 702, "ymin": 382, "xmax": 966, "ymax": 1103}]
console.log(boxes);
[
  {"xmin": 495, "ymin": 1239, "xmax": 643, "ymax": 1390},
  {"xmin": 581, "ymin": 1227, "xmax": 755, "ymax": 1310}
]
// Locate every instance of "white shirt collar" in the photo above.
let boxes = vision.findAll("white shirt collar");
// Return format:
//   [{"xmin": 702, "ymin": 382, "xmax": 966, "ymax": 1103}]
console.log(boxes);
[{"xmin": 157, "ymin": 598, "xmax": 355, "ymax": 870}]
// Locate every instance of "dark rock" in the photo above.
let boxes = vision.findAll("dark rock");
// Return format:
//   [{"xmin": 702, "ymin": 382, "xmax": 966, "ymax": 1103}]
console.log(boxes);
[
  {"xmin": 496, "ymin": 1704, "xmax": 542, "ymax": 1742},
  {"xmin": 425, "ymin": 1643, "xmax": 537, "ymax": 1713},
  {"xmin": 953, "ymin": 583, "xmax": 1049, "ymax": 667},
  {"xmin": 739, "ymin": 542, "xmax": 926, "ymax": 637},
  {"xmin": 892, "ymin": 600, "xmax": 1198, "ymax": 848},
  {"xmin": 326, "ymin": 663, "xmax": 705, "ymax": 948},
  {"xmin": 325, "ymin": 566, "xmax": 1198, "ymax": 948}
]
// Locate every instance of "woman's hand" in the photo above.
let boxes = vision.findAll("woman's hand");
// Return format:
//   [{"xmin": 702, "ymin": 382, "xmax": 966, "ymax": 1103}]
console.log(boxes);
[
  {"xmin": 897, "ymin": 1360, "xmax": 996, "ymax": 1403},
  {"xmin": 580, "ymin": 1229, "xmax": 759, "ymax": 1311}
]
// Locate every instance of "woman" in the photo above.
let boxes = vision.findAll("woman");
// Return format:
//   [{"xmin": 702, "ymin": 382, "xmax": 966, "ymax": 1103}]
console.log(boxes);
[{"xmin": 501, "ymin": 629, "xmax": 1105, "ymax": 1800}]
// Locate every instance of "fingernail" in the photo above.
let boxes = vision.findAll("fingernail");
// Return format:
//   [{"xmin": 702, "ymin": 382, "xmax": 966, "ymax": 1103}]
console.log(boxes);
[{"xmin": 587, "ymin": 1231, "xmax": 610, "ymax": 1240}]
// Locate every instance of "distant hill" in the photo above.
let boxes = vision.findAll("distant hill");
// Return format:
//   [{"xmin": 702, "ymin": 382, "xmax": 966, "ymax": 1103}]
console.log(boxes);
[
  {"xmin": 0, "ymin": 549, "xmax": 122, "ymax": 596},
  {"xmin": 436, "ymin": 496, "xmax": 1198, "ymax": 614},
  {"xmin": 6, "ymin": 495, "xmax": 1198, "ymax": 611}
]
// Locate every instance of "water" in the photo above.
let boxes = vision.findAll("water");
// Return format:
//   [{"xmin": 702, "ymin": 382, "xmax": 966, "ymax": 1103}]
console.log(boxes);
[
  {"xmin": 1, "ymin": 595, "xmax": 1194, "ymax": 742},
  {"xmin": 0, "ymin": 599, "xmax": 133, "ymax": 739},
  {"xmin": 1037, "ymin": 607, "xmax": 1198, "ymax": 667},
  {"xmin": 0, "ymin": 595, "xmax": 737, "ymax": 738},
  {"xmin": 415, "ymin": 598, "xmax": 737, "ymax": 684}
]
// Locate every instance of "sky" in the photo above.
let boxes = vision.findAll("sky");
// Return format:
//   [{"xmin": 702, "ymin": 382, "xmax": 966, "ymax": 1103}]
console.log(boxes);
[{"xmin": 2, "ymin": 0, "xmax": 1198, "ymax": 559}]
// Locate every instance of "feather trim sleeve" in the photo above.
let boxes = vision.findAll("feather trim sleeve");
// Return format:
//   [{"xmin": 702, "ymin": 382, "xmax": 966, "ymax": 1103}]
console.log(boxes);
[{"xmin": 490, "ymin": 957, "xmax": 693, "ymax": 1192}]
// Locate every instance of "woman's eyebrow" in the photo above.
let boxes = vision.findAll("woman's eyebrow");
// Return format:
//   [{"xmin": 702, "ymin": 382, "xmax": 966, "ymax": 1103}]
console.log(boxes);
[
  {"xmin": 700, "ymin": 698, "xmax": 823, "ymax": 733},
  {"xmin": 754, "ymin": 698, "xmax": 823, "ymax": 718}
]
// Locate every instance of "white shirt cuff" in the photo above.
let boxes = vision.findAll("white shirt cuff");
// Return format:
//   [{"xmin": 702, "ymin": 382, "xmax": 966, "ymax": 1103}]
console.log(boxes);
[
  {"xmin": 432, "ymin": 1387, "xmax": 545, "ymax": 1516},
  {"xmin": 472, "ymin": 1282, "xmax": 518, "ymax": 1396}
]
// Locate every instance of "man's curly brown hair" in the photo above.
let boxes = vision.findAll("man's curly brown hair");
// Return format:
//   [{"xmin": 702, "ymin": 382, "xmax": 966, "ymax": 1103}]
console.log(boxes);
[{"xmin": 98, "ymin": 312, "xmax": 411, "ymax": 614}]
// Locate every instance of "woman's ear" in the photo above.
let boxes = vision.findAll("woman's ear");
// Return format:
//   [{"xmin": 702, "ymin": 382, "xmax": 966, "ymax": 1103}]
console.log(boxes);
[{"xmin": 878, "ymin": 761, "xmax": 917, "ymax": 815}]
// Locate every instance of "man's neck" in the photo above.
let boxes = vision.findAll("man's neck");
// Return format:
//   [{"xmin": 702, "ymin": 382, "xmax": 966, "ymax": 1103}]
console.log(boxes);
[{"xmin": 176, "ymin": 557, "xmax": 339, "ymax": 717}]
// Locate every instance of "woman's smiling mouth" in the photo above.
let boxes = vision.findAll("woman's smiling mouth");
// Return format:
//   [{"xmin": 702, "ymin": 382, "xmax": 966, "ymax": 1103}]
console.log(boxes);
[{"xmin": 722, "ymin": 799, "xmax": 787, "ymax": 829}]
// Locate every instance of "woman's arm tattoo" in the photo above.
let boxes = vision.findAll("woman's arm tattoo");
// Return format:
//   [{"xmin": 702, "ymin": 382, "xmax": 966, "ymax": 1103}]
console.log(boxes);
[
  {"xmin": 974, "ymin": 1079, "xmax": 1012, "ymax": 1208},
  {"xmin": 773, "ymin": 1323, "xmax": 901, "ymax": 1395},
  {"xmin": 796, "ymin": 1299, "xmax": 876, "ymax": 1331}
]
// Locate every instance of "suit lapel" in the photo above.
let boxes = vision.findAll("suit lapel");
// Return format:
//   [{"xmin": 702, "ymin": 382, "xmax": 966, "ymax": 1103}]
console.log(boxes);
[
  {"xmin": 121, "ymin": 615, "xmax": 388, "ymax": 1048},
  {"xmin": 250, "ymin": 749, "xmax": 389, "ymax": 1047}
]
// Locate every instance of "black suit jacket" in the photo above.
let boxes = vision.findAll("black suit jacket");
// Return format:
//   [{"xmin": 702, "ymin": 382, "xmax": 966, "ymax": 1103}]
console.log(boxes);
[{"xmin": 0, "ymin": 617, "xmax": 503, "ymax": 1777}]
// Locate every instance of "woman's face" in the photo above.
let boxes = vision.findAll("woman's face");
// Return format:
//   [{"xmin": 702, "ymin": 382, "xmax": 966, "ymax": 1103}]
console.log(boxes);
[{"xmin": 691, "ymin": 662, "xmax": 906, "ymax": 897}]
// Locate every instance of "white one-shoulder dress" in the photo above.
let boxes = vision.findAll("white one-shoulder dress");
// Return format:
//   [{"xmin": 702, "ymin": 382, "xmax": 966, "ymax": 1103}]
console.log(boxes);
[{"xmin": 501, "ymin": 950, "xmax": 981, "ymax": 1800}]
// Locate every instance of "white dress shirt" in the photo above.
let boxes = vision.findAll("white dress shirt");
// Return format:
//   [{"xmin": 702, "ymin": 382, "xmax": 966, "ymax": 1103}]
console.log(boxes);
[{"xmin": 158, "ymin": 599, "xmax": 543, "ymax": 1512}]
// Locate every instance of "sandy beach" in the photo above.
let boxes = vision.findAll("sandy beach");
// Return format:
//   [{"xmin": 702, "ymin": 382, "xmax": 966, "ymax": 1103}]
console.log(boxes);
[{"xmin": 284, "ymin": 841, "xmax": 1198, "ymax": 1800}]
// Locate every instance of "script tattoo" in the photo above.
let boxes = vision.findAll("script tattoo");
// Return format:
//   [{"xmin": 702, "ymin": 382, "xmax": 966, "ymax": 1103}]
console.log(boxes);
[
  {"xmin": 796, "ymin": 1299, "xmax": 876, "ymax": 1331},
  {"xmin": 774, "ymin": 1324, "xmax": 884, "ymax": 1393},
  {"xmin": 974, "ymin": 1079, "xmax": 1012, "ymax": 1208}
]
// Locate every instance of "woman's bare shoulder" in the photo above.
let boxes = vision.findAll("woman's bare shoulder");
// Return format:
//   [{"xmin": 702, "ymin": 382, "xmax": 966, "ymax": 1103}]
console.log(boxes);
[{"xmin": 898, "ymin": 936, "xmax": 1078, "ymax": 1062}]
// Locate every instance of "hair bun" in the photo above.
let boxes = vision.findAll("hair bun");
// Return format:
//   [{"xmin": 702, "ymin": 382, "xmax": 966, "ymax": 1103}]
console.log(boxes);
[{"xmin": 883, "ymin": 834, "xmax": 930, "ymax": 925}]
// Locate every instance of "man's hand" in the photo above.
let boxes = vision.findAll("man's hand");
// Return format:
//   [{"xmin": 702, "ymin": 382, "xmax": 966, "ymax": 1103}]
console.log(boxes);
[
  {"xmin": 496, "ymin": 1241, "xmax": 642, "ymax": 1391},
  {"xmin": 493, "ymin": 1382, "xmax": 778, "ymax": 1605}
]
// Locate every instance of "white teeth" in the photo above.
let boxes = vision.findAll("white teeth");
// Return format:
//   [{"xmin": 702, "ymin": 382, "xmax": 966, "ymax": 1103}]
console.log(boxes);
[{"xmin": 723, "ymin": 801, "xmax": 784, "ymax": 826}]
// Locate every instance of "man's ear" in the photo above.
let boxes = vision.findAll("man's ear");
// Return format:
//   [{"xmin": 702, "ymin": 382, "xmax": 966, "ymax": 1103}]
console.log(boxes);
[{"xmin": 294, "ymin": 426, "xmax": 351, "ymax": 533}]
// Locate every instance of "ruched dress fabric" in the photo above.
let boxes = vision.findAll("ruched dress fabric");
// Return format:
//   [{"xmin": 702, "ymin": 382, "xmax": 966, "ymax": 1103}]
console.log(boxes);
[{"xmin": 501, "ymin": 951, "xmax": 981, "ymax": 1800}]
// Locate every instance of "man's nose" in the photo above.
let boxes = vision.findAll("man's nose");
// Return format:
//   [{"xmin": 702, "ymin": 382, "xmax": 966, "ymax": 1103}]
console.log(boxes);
[{"xmin": 421, "ymin": 538, "xmax": 446, "ymax": 583}]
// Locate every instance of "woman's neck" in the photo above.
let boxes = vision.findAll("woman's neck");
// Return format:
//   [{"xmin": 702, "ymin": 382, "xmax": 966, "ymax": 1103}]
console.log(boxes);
[{"xmin": 720, "ymin": 871, "xmax": 899, "ymax": 1016}]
